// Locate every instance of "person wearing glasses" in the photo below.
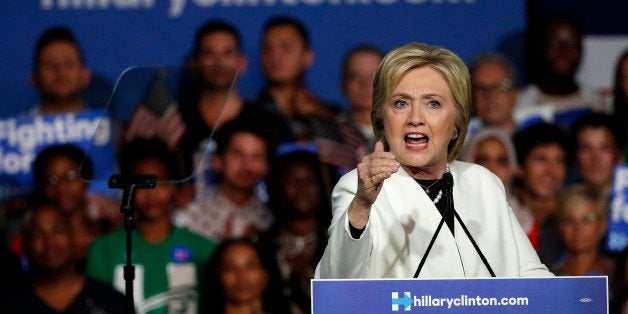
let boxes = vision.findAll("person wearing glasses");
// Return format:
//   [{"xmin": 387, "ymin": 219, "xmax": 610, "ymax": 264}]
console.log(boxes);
[
  {"xmin": 31, "ymin": 144, "xmax": 120, "ymax": 269},
  {"xmin": 552, "ymin": 183, "xmax": 613, "ymax": 276},
  {"xmin": 468, "ymin": 52, "xmax": 520, "ymax": 138}
]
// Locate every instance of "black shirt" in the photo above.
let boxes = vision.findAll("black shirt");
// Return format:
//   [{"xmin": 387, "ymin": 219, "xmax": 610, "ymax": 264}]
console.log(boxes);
[{"xmin": 5, "ymin": 277, "xmax": 127, "ymax": 314}]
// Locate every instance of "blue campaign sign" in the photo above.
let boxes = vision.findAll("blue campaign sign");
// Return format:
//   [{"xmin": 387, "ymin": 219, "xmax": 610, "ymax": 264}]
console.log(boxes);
[
  {"xmin": 607, "ymin": 165, "xmax": 628, "ymax": 253},
  {"xmin": 0, "ymin": 109, "xmax": 114, "ymax": 198},
  {"xmin": 312, "ymin": 277, "xmax": 608, "ymax": 313}
]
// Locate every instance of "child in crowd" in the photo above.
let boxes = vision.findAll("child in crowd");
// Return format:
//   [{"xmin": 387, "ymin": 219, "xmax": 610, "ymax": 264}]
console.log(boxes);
[
  {"xmin": 86, "ymin": 138, "xmax": 217, "ymax": 314},
  {"xmin": 28, "ymin": 144, "xmax": 120, "ymax": 268}
]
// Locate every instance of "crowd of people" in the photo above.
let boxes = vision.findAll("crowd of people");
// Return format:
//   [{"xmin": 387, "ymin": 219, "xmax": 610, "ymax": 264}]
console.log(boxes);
[{"xmin": 1, "ymin": 10, "xmax": 628, "ymax": 314}]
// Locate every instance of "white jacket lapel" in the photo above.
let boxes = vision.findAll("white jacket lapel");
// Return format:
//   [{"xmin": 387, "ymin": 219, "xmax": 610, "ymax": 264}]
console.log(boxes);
[{"xmin": 384, "ymin": 167, "xmax": 465, "ymax": 278}]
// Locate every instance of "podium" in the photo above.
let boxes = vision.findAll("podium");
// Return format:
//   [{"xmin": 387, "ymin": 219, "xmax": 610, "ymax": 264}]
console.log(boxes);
[{"xmin": 312, "ymin": 276, "xmax": 607, "ymax": 313}]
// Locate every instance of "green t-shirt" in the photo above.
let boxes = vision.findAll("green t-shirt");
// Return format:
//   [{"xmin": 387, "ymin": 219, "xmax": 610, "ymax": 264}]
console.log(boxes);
[{"xmin": 86, "ymin": 226, "xmax": 217, "ymax": 314}]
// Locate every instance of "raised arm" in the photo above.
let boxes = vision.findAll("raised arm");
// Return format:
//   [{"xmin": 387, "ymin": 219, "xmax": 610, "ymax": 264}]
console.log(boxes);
[{"xmin": 348, "ymin": 141, "xmax": 399, "ymax": 228}]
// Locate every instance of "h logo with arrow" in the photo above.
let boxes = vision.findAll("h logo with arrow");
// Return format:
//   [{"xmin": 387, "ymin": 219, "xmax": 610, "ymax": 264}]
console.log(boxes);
[{"xmin": 392, "ymin": 292, "xmax": 412, "ymax": 311}]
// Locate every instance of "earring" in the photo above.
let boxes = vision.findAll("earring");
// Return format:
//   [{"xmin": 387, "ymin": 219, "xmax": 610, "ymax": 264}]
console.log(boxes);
[{"xmin": 451, "ymin": 130, "xmax": 458, "ymax": 140}]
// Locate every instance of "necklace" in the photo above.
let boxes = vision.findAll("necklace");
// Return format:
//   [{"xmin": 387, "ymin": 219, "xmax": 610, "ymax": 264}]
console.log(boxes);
[
  {"xmin": 432, "ymin": 190, "xmax": 443, "ymax": 205},
  {"xmin": 417, "ymin": 165, "xmax": 451, "ymax": 194},
  {"xmin": 418, "ymin": 180, "xmax": 439, "ymax": 194}
]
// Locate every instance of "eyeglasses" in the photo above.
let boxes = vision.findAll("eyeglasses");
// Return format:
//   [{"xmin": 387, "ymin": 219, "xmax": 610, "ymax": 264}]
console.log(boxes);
[
  {"xmin": 559, "ymin": 212, "xmax": 600, "ymax": 226},
  {"xmin": 44, "ymin": 170, "xmax": 80, "ymax": 187},
  {"xmin": 473, "ymin": 80, "xmax": 514, "ymax": 94}
]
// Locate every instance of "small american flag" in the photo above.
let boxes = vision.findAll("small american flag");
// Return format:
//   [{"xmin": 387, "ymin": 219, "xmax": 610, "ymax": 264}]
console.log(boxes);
[
  {"xmin": 123, "ymin": 68, "xmax": 186, "ymax": 149},
  {"xmin": 308, "ymin": 116, "xmax": 367, "ymax": 169},
  {"xmin": 124, "ymin": 103, "xmax": 185, "ymax": 149}
]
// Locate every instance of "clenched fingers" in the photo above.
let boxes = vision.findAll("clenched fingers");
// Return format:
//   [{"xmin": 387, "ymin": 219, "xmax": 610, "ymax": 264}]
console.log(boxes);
[
  {"xmin": 357, "ymin": 153, "xmax": 399, "ymax": 189},
  {"xmin": 354, "ymin": 141, "xmax": 399, "ymax": 205}
]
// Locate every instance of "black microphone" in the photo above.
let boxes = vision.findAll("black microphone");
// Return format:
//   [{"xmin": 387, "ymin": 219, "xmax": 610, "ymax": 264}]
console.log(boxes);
[
  {"xmin": 442, "ymin": 173, "xmax": 455, "ymax": 233},
  {"xmin": 442, "ymin": 172, "xmax": 454, "ymax": 186}
]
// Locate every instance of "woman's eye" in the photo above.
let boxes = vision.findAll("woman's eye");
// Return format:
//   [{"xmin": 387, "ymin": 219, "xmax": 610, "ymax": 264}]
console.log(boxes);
[
  {"xmin": 428, "ymin": 100, "xmax": 441, "ymax": 108},
  {"xmin": 393, "ymin": 99, "xmax": 408, "ymax": 108}
]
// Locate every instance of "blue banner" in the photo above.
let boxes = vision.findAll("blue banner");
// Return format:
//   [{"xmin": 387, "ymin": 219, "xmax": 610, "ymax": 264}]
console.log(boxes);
[
  {"xmin": 0, "ymin": 1, "xmax": 525, "ymax": 118},
  {"xmin": 607, "ymin": 165, "xmax": 628, "ymax": 253},
  {"xmin": 312, "ymin": 277, "xmax": 608, "ymax": 313},
  {"xmin": 0, "ymin": 109, "xmax": 115, "ymax": 198}
]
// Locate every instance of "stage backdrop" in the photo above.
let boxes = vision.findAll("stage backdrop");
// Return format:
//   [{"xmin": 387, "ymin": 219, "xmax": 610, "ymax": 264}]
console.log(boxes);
[{"xmin": 0, "ymin": 1, "xmax": 525, "ymax": 118}]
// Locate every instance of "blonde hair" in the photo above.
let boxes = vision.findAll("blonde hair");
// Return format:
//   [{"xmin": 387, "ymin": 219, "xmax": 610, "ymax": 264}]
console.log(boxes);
[
  {"xmin": 556, "ymin": 183, "xmax": 608, "ymax": 222},
  {"xmin": 371, "ymin": 42, "xmax": 471, "ymax": 161}
]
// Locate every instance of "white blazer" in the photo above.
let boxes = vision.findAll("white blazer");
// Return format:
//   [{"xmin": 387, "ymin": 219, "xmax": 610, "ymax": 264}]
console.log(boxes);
[{"xmin": 315, "ymin": 161, "xmax": 554, "ymax": 279}]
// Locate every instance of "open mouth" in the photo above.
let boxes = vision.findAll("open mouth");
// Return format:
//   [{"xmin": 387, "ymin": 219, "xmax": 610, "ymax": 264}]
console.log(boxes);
[{"xmin": 405, "ymin": 133, "xmax": 428, "ymax": 149}]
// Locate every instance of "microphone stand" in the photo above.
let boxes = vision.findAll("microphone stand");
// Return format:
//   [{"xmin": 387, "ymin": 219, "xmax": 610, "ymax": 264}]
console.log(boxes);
[
  {"xmin": 413, "ymin": 173, "xmax": 495, "ymax": 278},
  {"xmin": 108, "ymin": 174, "xmax": 157, "ymax": 314}
]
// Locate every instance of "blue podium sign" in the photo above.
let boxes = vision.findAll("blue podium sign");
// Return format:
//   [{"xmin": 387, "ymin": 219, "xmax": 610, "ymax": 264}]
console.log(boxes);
[{"xmin": 312, "ymin": 277, "xmax": 607, "ymax": 313}]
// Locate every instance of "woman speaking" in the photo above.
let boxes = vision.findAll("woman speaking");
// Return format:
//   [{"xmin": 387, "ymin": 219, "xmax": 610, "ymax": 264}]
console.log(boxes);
[{"xmin": 315, "ymin": 43, "xmax": 553, "ymax": 278}]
